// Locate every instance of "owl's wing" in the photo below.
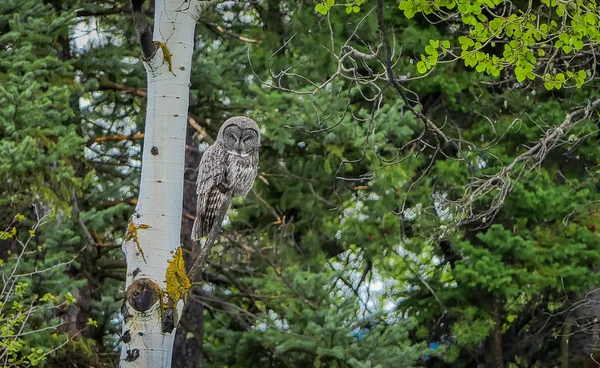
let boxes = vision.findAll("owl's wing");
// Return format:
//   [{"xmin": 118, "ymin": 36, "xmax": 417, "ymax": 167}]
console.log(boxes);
[{"xmin": 192, "ymin": 145, "xmax": 231, "ymax": 241}]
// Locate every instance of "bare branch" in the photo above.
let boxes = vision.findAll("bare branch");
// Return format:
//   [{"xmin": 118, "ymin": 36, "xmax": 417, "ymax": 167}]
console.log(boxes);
[
  {"xmin": 199, "ymin": 19, "xmax": 262, "ymax": 44},
  {"xmin": 130, "ymin": 0, "xmax": 156, "ymax": 58},
  {"xmin": 375, "ymin": 0, "xmax": 450, "ymax": 143},
  {"xmin": 458, "ymin": 98, "xmax": 600, "ymax": 225}
]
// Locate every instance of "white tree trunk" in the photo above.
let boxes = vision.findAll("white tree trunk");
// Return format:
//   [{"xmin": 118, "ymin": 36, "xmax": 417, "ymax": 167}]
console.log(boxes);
[{"xmin": 119, "ymin": 1, "xmax": 215, "ymax": 366}]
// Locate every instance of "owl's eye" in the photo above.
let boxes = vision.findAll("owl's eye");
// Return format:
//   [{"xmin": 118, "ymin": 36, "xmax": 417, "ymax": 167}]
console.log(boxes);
[{"xmin": 243, "ymin": 136, "xmax": 252, "ymax": 142}]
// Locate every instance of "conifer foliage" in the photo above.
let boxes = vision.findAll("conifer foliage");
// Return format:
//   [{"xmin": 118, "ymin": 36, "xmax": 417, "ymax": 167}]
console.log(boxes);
[{"xmin": 1, "ymin": 0, "xmax": 600, "ymax": 367}]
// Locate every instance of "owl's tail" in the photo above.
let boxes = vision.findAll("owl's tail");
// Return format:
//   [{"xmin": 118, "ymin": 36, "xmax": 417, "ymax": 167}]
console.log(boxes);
[{"xmin": 191, "ymin": 218, "xmax": 202, "ymax": 241}]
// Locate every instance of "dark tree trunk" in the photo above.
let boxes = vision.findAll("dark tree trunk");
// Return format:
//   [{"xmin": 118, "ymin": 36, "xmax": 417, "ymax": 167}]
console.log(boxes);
[
  {"xmin": 491, "ymin": 295, "xmax": 504, "ymax": 368},
  {"xmin": 172, "ymin": 113, "xmax": 205, "ymax": 368},
  {"xmin": 172, "ymin": 298, "xmax": 204, "ymax": 368}
]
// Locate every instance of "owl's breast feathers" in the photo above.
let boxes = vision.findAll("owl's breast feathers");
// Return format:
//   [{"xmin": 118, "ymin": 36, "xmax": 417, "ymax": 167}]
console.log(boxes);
[{"xmin": 226, "ymin": 151, "xmax": 259, "ymax": 197}]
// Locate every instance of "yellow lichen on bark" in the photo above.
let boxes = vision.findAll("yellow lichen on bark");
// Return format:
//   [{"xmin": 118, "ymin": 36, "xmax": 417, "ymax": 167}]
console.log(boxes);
[
  {"xmin": 125, "ymin": 221, "xmax": 150, "ymax": 263},
  {"xmin": 165, "ymin": 247, "xmax": 190, "ymax": 303},
  {"xmin": 153, "ymin": 41, "xmax": 174, "ymax": 74}
]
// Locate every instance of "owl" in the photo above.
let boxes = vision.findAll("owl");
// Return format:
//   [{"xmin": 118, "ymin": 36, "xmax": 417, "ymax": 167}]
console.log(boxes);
[{"xmin": 191, "ymin": 116, "xmax": 260, "ymax": 241}]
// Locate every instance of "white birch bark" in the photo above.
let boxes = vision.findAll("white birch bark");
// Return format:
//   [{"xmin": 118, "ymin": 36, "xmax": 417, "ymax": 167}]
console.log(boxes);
[{"xmin": 119, "ymin": 1, "xmax": 217, "ymax": 367}]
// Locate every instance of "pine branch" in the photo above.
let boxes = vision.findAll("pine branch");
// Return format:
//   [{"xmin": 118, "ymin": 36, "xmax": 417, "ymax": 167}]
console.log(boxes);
[
  {"xmin": 76, "ymin": 6, "xmax": 131, "ymax": 17},
  {"xmin": 96, "ymin": 259, "xmax": 127, "ymax": 269},
  {"xmin": 98, "ymin": 78, "xmax": 214, "ymax": 143},
  {"xmin": 198, "ymin": 19, "xmax": 262, "ymax": 44},
  {"xmin": 98, "ymin": 199, "xmax": 138, "ymax": 210},
  {"xmin": 76, "ymin": 6, "xmax": 257, "ymax": 48},
  {"xmin": 98, "ymin": 79, "xmax": 147, "ymax": 97},
  {"xmin": 88, "ymin": 133, "xmax": 145, "ymax": 146},
  {"xmin": 187, "ymin": 115, "xmax": 215, "ymax": 144},
  {"xmin": 89, "ymin": 134, "xmax": 201, "ymax": 156}
]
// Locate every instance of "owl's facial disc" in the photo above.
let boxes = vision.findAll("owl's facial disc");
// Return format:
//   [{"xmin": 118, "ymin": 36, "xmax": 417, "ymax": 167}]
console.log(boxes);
[
  {"xmin": 222, "ymin": 124, "xmax": 258, "ymax": 157},
  {"xmin": 240, "ymin": 129, "xmax": 258, "ymax": 151},
  {"xmin": 222, "ymin": 125, "xmax": 242, "ymax": 153}
]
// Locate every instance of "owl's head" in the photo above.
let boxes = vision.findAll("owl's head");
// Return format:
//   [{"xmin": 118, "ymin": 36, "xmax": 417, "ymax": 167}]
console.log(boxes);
[{"xmin": 217, "ymin": 116, "xmax": 260, "ymax": 157}]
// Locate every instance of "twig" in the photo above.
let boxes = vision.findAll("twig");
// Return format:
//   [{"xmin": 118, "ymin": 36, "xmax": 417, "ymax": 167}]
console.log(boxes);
[
  {"xmin": 89, "ymin": 133, "xmax": 145, "ymax": 145},
  {"xmin": 199, "ymin": 19, "xmax": 262, "ymax": 44},
  {"xmin": 458, "ymin": 98, "xmax": 600, "ymax": 225},
  {"xmin": 375, "ymin": 0, "xmax": 450, "ymax": 143},
  {"xmin": 72, "ymin": 192, "xmax": 97, "ymax": 247}
]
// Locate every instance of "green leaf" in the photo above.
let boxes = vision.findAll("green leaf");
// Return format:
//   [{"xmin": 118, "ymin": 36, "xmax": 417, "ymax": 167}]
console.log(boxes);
[
  {"xmin": 404, "ymin": 8, "xmax": 416, "ymax": 18},
  {"xmin": 87, "ymin": 318, "xmax": 98, "ymax": 328},
  {"xmin": 315, "ymin": 3, "xmax": 327, "ymax": 15},
  {"xmin": 65, "ymin": 292, "xmax": 77, "ymax": 305},
  {"xmin": 585, "ymin": 12, "xmax": 597, "ymax": 25},
  {"xmin": 399, "ymin": 1, "xmax": 416, "ymax": 18},
  {"xmin": 458, "ymin": 36, "xmax": 475, "ymax": 50},
  {"xmin": 515, "ymin": 66, "xmax": 526, "ymax": 82},
  {"xmin": 416, "ymin": 61, "xmax": 427, "ymax": 74},
  {"xmin": 40, "ymin": 293, "xmax": 54, "ymax": 302}
]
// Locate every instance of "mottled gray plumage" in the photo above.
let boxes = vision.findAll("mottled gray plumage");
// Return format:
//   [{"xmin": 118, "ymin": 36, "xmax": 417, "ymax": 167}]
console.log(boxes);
[{"xmin": 191, "ymin": 116, "xmax": 260, "ymax": 241}]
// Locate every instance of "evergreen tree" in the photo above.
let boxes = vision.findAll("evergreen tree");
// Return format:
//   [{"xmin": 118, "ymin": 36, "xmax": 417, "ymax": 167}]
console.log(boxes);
[{"xmin": 2, "ymin": 0, "xmax": 600, "ymax": 367}]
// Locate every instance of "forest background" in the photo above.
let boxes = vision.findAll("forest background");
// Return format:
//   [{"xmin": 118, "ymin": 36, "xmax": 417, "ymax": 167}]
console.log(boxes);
[{"xmin": 2, "ymin": 0, "xmax": 600, "ymax": 367}]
